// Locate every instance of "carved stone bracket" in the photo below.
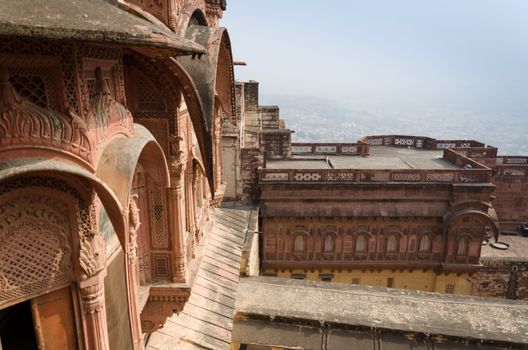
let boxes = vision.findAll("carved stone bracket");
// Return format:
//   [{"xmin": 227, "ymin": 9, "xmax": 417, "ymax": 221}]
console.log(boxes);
[{"xmin": 140, "ymin": 286, "xmax": 190, "ymax": 333}]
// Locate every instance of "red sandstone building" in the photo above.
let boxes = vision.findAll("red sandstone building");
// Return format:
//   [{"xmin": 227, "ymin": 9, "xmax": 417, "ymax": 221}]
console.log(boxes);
[
  {"xmin": 259, "ymin": 136, "xmax": 499, "ymax": 293},
  {"xmin": 231, "ymin": 81, "xmax": 528, "ymax": 296},
  {"xmin": 0, "ymin": 0, "xmax": 242, "ymax": 348},
  {"xmin": 1, "ymin": 0, "xmax": 528, "ymax": 348}
]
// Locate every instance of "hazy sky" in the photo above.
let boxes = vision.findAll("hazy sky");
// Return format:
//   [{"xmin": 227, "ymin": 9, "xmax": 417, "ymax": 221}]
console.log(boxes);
[{"xmin": 222, "ymin": 1, "xmax": 528, "ymax": 114}]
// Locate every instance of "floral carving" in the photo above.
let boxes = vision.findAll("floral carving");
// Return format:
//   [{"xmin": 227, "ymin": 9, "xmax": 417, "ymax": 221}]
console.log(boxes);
[
  {"xmin": 129, "ymin": 194, "xmax": 141, "ymax": 264},
  {"xmin": 0, "ymin": 66, "xmax": 92, "ymax": 160},
  {"xmin": 79, "ymin": 229, "xmax": 105, "ymax": 280}
]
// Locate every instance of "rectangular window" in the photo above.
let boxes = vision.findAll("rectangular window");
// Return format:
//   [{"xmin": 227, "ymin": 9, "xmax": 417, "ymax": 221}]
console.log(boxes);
[
  {"xmin": 319, "ymin": 273, "xmax": 334, "ymax": 282},
  {"xmin": 445, "ymin": 284, "xmax": 455, "ymax": 294},
  {"xmin": 352, "ymin": 278, "xmax": 360, "ymax": 284},
  {"xmin": 387, "ymin": 277, "xmax": 394, "ymax": 288},
  {"xmin": 291, "ymin": 273, "xmax": 306, "ymax": 280}
]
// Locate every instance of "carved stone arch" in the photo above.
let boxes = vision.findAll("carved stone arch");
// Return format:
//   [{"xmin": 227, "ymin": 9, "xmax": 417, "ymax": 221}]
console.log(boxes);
[
  {"xmin": 96, "ymin": 124, "xmax": 170, "ymax": 251},
  {"xmin": 189, "ymin": 8, "xmax": 209, "ymax": 27},
  {"xmin": 444, "ymin": 208, "xmax": 499, "ymax": 240},
  {"xmin": 0, "ymin": 158, "xmax": 125, "ymax": 243},
  {"xmin": 0, "ymin": 177, "xmax": 93, "ymax": 308},
  {"xmin": 178, "ymin": 27, "xmax": 236, "ymax": 196},
  {"xmin": 175, "ymin": 4, "xmax": 208, "ymax": 36}
]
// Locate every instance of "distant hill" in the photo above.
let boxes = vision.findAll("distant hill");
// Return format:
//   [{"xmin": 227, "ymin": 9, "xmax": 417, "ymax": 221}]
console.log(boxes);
[{"xmin": 261, "ymin": 94, "xmax": 528, "ymax": 155}]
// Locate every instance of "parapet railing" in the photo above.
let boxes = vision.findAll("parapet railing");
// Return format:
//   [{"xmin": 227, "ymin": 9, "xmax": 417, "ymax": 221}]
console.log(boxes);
[
  {"xmin": 496, "ymin": 156, "xmax": 528, "ymax": 165},
  {"xmin": 360, "ymin": 135, "xmax": 486, "ymax": 150},
  {"xmin": 450, "ymin": 146, "xmax": 498, "ymax": 158},
  {"xmin": 442, "ymin": 148, "xmax": 489, "ymax": 169},
  {"xmin": 291, "ymin": 142, "xmax": 370, "ymax": 156},
  {"xmin": 494, "ymin": 166, "xmax": 528, "ymax": 177},
  {"xmin": 494, "ymin": 156, "xmax": 528, "ymax": 177},
  {"xmin": 259, "ymin": 167, "xmax": 492, "ymax": 184}
]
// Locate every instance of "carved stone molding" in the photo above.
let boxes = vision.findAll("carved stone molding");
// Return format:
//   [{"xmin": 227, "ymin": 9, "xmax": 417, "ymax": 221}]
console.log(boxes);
[
  {"xmin": 0, "ymin": 66, "xmax": 92, "ymax": 163},
  {"xmin": 205, "ymin": 3, "xmax": 223, "ymax": 27},
  {"xmin": 79, "ymin": 275, "xmax": 110, "ymax": 350},
  {"xmin": 79, "ymin": 282, "xmax": 105, "ymax": 314}
]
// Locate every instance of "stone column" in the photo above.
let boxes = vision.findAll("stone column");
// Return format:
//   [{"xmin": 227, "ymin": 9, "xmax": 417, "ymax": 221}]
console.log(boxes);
[
  {"xmin": 186, "ymin": 168, "xmax": 197, "ymax": 257},
  {"xmin": 79, "ymin": 275, "xmax": 110, "ymax": 350},
  {"xmin": 169, "ymin": 168, "xmax": 188, "ymax": 283},
  {"xmin": 77, "ymin": 228, "xmax": 110, "ymax": 350},
  {"xmin": 127, "ymin": 195, "xmax": 143, "ymax": 349}
]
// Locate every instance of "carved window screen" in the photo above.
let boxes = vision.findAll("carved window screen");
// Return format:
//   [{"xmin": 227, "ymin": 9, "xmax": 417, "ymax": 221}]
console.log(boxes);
[
  {"xmin": 0, "ymin": 185, "xmax": 80, "ymax": 306},
  {"xmin": 82, "ymin": 59, "xmax": 119, "ymax": 104},
  {"xmin": 457, "ymin": 237, "xmax": 468, "ymax": 256},
  {"xmin": 148, "ymin": 177, "xmax": 169, "ymax": 249},
  {"xmin": 1, "ymin": 56, "xmax": 63, "ymax": 111},
  {"xmin": 355, "ymin": 235, "xmax": 366, "ymax": 253},
  {"xmin": 294, "ymin": 235, "xmax": 305, "ymax": 253},
  {"xmin": 138, "ymin": 74, "xmax": 165, "ymax": 110},
  {"xmin": 386, "ymin": 235, "xmax": 398, "ymax": 253},
  {"xmin": 419, "ymin": 235, "xmax": 431, "ymax": 252},
  {"xmin": 324, "ymin": 234, "xmax": 334, "ymax": 253}
]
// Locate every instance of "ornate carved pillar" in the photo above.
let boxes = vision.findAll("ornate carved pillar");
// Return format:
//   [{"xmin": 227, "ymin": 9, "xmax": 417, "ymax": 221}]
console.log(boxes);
[
  {"xmin": 78, "ymin": 229, "xmax": 110, "ymax": 350},
  {"xmin": 127, "ymin": 195, "xmax": 143, "ymax": 349},
  {"xmin": 186, "ymin": 167, "xmax": 197, "ymax": 258},
  {"xmin": 191, "ymin": 162, "xmax": 201, "ymax": 244},
  {"xmin": 169, "ymin": 168, "xmax": 188, "ymax": 283},
  {"xmin": 79, "ymin": 276, "xmax": 109, "ymax": 350}
]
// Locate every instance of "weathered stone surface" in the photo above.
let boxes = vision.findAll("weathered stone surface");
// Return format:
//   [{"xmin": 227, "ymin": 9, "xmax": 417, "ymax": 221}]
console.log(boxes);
[{"xmin": 235, "ymin": 277, "xmax": 528, "ymax": 345}]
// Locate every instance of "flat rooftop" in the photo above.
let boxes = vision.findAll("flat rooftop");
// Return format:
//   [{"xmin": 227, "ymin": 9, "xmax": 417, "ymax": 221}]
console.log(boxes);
[
  {"xmin": 481, "ymin": 235, "xmax": 528, "ymax": 262},
  {"xmin": 267, "ymin": 146, "xmax": 460, "ymax": 170},
  {"xmin": 235, "ymin": 277, "xmax": 528, "ymax": 344}
]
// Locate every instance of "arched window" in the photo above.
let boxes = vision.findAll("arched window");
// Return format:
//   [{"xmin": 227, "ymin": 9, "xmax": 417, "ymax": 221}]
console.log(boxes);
[
  {"xmin": 324, "ymin": 234, "xmax": 334, "ymax": 252},
  {"xmin": 355, "ymin": 235, "xmax": 366, "ymax": 253},
  {"xmin": 457, "ymin": 237, "xmax": 468, "ymax": 256},
  {"xmin": 294, "ymin": 235, "xmax": 305, "ymax": 252},
  {"xmin": 419, "ymin": 235, "xmax": 431, "ymax": 253},
  {"xmin": 387, "ymin": 235, "xmax": 398, "ymax": 253},
  {"xmin": 189, "ymin": 10, "xmax": 208, "ymax": 26}
]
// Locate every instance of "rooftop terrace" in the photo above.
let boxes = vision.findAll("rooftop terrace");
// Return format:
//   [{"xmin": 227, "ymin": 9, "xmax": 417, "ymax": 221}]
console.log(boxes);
[
  {"xmin": 261, "ymin": 144, "xmax": 492, "ymax": 184},
  {"xmin": 267, "ymin": 146, "xmax": 459, "ymax": 170}
]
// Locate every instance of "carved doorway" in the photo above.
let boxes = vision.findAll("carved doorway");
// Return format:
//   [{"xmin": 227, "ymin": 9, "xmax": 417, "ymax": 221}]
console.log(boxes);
[
  {"xmin": 0, "ymin": 300, "xmax": 38, "ymax": 349},
  {"xmin": 0, "ymin": 287, "xmax": 79, "ymax": 350},
  {"xmin": 0, "ymin": 179, "xmax": 85, "ymax": 349}
]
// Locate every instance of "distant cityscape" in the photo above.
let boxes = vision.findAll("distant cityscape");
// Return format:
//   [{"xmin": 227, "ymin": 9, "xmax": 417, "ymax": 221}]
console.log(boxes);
[{"xmin": 263, "ymin": 94, "xmax": 528, "ymax": 155}]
